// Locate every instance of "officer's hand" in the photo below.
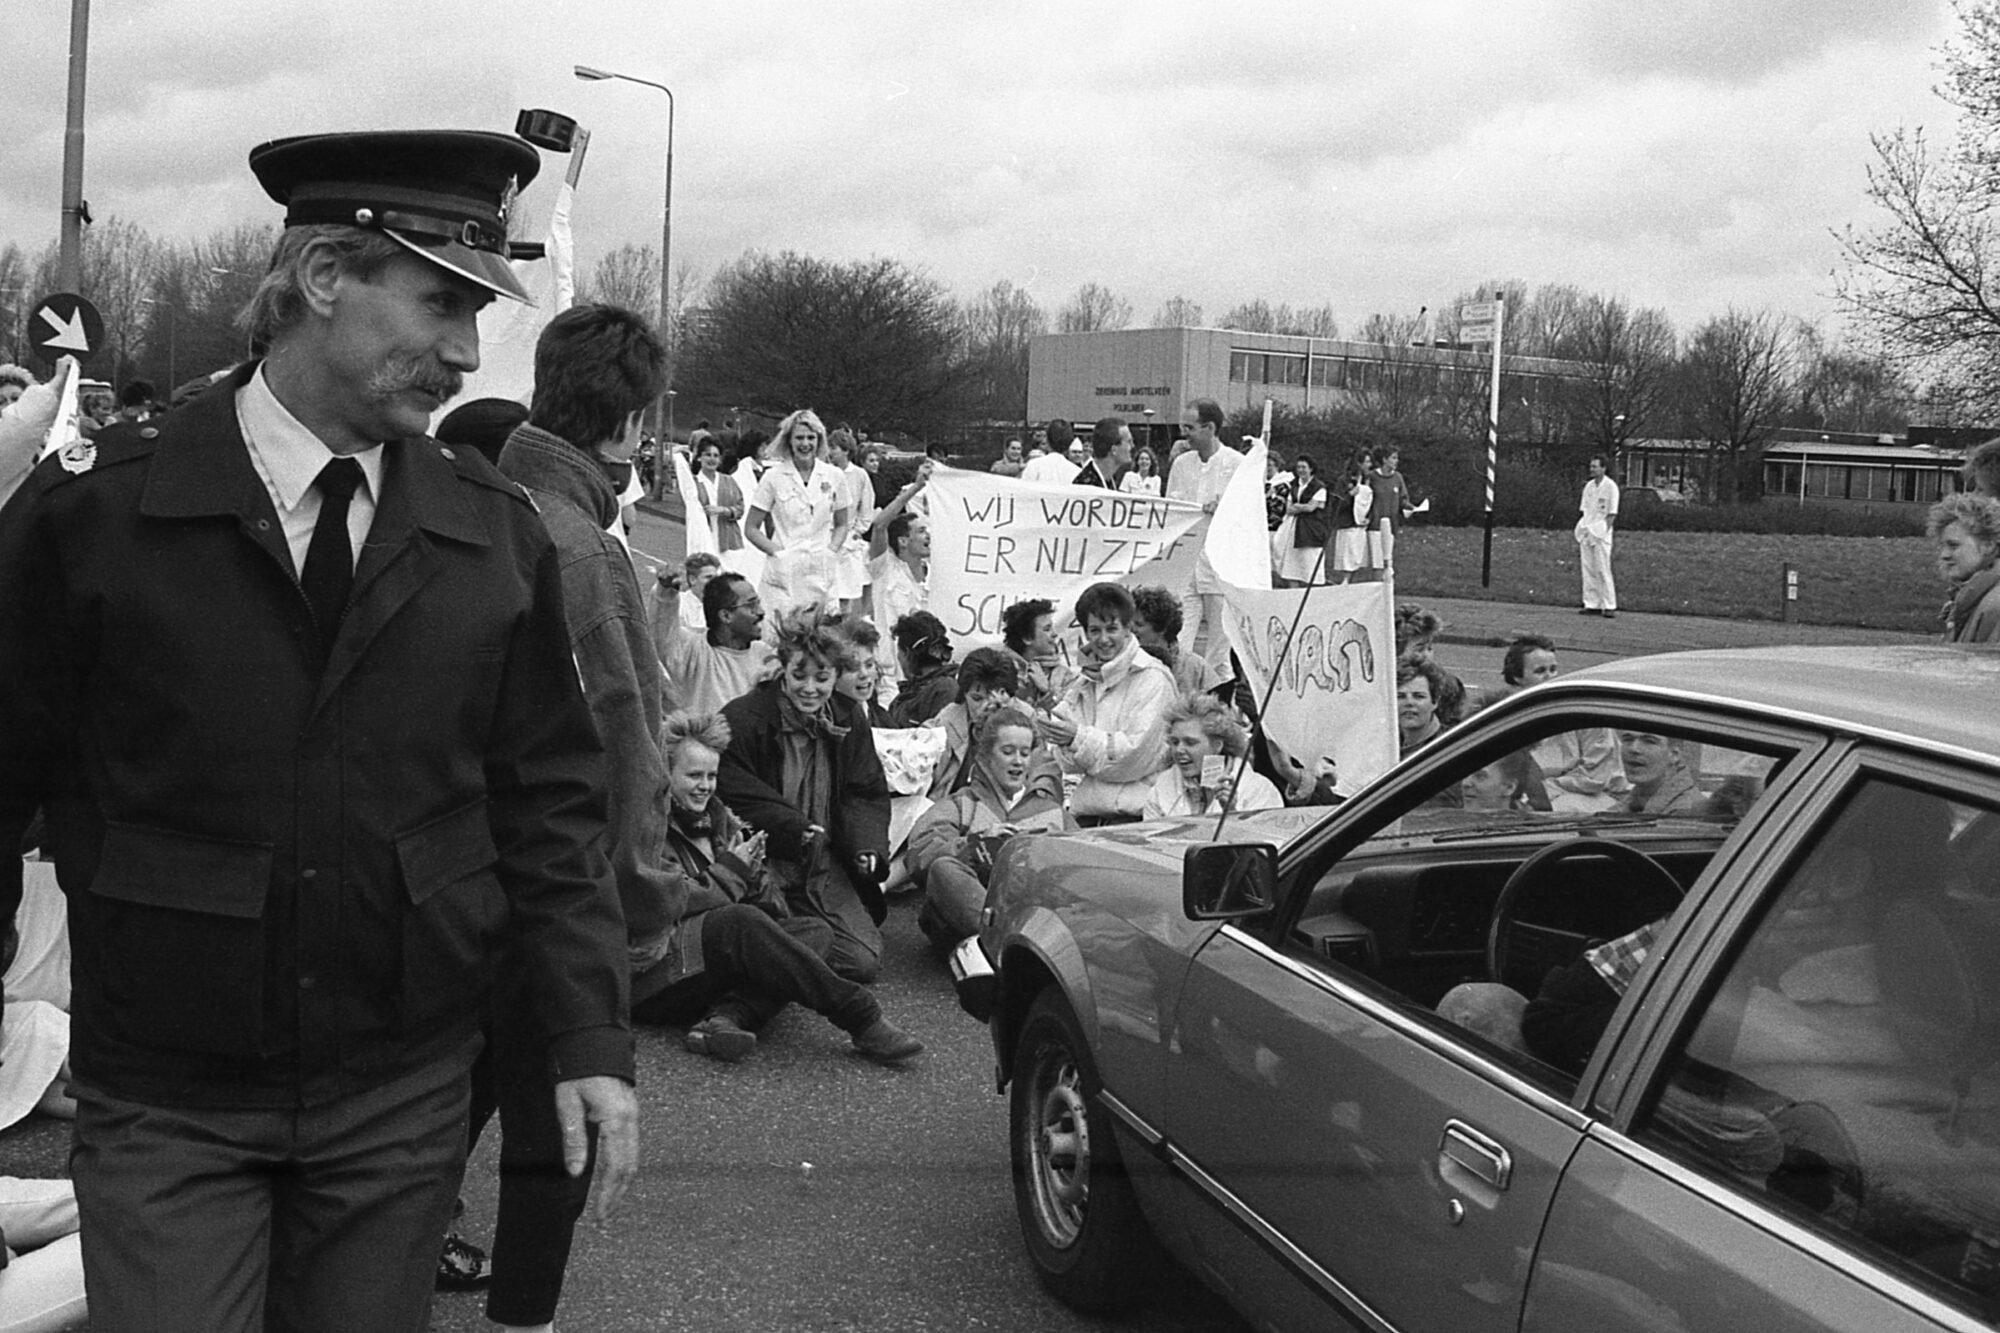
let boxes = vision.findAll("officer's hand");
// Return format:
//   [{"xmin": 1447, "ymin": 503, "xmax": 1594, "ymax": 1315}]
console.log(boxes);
[{"xmin": 555, "ymin": 1076, "xmax": 640, "ymax": 1222}]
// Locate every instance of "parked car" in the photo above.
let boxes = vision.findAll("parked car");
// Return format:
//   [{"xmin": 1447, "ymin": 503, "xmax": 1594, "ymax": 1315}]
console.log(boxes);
[{"xmin": 953, "ymin": 646, "xmax": 2000, "ymax": 1332}]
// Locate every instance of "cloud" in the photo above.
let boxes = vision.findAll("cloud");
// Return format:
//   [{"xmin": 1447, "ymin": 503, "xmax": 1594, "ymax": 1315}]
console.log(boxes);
[{"xmin": 0, "ymin": 0, "xmax": 1963, "ymax": 347}]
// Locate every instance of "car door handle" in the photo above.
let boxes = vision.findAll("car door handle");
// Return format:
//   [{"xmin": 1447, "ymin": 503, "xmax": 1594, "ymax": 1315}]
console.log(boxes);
[{"xmin": 1439, "ymin": 1120, "xmax": 1512, "ymax": 1192}]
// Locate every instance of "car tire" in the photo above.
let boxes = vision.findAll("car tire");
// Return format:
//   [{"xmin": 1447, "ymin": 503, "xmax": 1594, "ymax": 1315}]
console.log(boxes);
[{"xmin": 1010, "ymin": 986, "xmax": 1161, "ymax": 1312}]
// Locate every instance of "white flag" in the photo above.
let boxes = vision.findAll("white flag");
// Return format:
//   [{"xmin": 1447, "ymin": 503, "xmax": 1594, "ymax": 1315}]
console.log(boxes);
[{"xmin": 1203, "ymin": 438, "xmax": 1272, "ymax": 589}]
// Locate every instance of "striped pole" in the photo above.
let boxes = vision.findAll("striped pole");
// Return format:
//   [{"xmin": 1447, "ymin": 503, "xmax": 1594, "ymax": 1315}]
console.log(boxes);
[{"xmin": 1481, "ymin": 295, "xmax": 1504, "ymax": 588}]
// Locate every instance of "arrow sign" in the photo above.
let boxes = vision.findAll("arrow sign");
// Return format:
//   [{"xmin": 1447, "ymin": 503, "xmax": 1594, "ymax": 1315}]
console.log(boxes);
[{"xmin": 28, "ymin": 293, "xmax": 105, "ymax": 368}]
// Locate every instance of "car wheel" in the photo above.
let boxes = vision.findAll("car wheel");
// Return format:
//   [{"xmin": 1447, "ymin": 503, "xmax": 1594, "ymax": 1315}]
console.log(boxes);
[{"xmin": 1010, "ymin": 987, "xmax": 1161, "ymax": 1312}]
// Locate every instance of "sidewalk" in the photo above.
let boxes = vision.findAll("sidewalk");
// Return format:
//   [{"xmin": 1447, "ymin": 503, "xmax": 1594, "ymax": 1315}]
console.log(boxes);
[{"xmin": 1416, "ymin": 594, "xmax": 1927, "ymax": 658}]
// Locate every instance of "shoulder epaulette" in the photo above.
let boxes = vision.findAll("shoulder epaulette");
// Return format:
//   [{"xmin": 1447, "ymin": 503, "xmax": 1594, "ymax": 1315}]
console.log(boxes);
[{"xmin": 432, "ymin": 439, "xmax": 536, "ymax": 510}]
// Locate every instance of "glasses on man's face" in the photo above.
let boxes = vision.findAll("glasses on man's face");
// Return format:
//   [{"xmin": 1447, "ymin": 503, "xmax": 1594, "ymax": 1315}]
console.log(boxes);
[{"xmin": 727, "ymin": 599, "xmax": 762, "ymax": 615}]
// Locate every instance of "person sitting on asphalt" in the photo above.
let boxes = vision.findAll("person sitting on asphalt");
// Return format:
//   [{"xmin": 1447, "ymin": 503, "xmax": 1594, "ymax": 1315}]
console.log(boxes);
[
  {"xmin": 999, "ymin": 597, "xmax": 1067, "ymax": 709},
  {"xmin": 908, "ymin": 705, "xmax": 1071, "ymax": 950},
  {"xmin": 719, "ymin": 607, "xmax": 893, "ymax": 985},
  {"xmin": 1397, "ymin": 657, "xmax": 1451, "ymax": 756},
  {"xmin": 1496, "ymin": 634, "xmax": 1627, "ymax": 812},
  {"xmin": 1142, "ymin": 691, "xmax": 1284, "ymax": 820},
  {"xmin": 926, "ymin": 647, "xmax": 1029, "ymax": 799},
  {"xmin": 631, "ymin": 710, "xmax": 921, "ymax": 1066},
  {"xmin": 1035, "ymin": 581, "xmax": 1178, "ymax": 824},
  {"xmin": 1130, "ymin": 585, "xmax": 1219, "ymax": 697},
  {"xmin": 887, "ymin": 610, "xmax": 958, "ymax": 728},
  {"xmin": 652, "ymin": 569, "xmax": 778, "ymax": 716},
  {"xmin": 1619, "ymin": 731, "xmax": 1703, "ymax": 815},
  {"xmin": 830, "ymin": 616, "xmax": 893, "ymax": 725}
]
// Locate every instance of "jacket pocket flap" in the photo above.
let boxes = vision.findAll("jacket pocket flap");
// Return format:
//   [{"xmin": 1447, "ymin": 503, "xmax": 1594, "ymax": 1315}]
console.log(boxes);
[
  {"xmin": 396, "ymin": 799, "xmax": 498, "ymax": 905},
  {"xmin": 89, "ymin": 822, "xmax": 273, "ymax": 918}
]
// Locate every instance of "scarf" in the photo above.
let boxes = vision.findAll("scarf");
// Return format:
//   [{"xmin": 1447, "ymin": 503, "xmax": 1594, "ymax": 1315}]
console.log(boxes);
[
  {"xmin": 668, "ymin": 799, "xmax": 716, "ymax": 842},
  {"xmin": 777, "ymin": 690, "xmax": 850, "ymax": 742},
  {"xmin": 1946, "ymin": 566, "xmax": 2000, "ymax": 640}
]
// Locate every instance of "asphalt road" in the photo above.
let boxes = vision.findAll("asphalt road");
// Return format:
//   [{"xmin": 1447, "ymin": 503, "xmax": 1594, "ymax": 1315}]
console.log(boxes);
[
  {"xmin": 445, "ymin": 506, "xmax": 1251, "ymax": 1332},
  {"xmin": 431, "ymin": 900, "xmax": 1249, "ymax": 1333}
]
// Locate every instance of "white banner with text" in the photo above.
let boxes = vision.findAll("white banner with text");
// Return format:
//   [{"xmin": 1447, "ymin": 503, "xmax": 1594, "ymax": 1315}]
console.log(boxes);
[{"xmin": 926, "ymin": 467, "xmax": 1207, "ymax": 644}]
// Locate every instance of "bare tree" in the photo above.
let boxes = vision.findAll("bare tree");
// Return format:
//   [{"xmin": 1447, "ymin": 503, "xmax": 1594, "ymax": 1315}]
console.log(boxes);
[
  {"xmin": 1789, "ymin": 324, "xmax": 1913, "ymax": 433},
  {"xmin": 1553, "ymin": 295, "xmax": 1678, "ymax": 456},
  {"xmin": 1220, "ymin": 299, "xmax": 1276, "ymax": 332},
  {"xmin": 1676, "ymin": 309, "xmax": 1795, "ymax": 503},
  {"xmin": 0, "ymin": 244, "xmax": 31, "ymax": 364},
  {"xmin": 957, "ymin": 279, "xmax": 1047, "ymax": 421},
  {"xmin": 1276, "ymin": 302, "xmax": 1340, "ymax": 339},
  {"xmin": 1837, "ymin": 3, "xmax": 2000, "ymax": 418},
  {"xmin": 578, "ymin": 243, "xmax": 663, "ymax": 326},
  {"xmin": 1152, "ymin": 295, "xmax": 1204, "ymax": 327},
  {"xmin": 1056, "ymin": 281, "xmax": 1131, "ymax": 333}
]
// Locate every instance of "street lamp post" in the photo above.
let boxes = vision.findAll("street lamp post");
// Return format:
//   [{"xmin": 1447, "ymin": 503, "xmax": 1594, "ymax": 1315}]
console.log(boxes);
[{"xmin": 573, "ymin": 64, "xmax": 674, "ymax": 423}]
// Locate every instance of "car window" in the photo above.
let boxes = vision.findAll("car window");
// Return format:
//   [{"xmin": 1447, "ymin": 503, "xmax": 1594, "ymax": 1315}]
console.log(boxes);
[
  {"xmin": 1286, "ymin": 714, "xmax": 1792, "ymax": 1098},
  {"xmin": 1634, "ymin": 776, "xmax": 2000, "ymax": 1322}
]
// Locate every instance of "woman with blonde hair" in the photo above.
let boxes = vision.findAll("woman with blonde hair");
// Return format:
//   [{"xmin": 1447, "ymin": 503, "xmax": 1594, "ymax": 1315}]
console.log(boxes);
[
  {"xmin": 1930, "ymin": 491, "xmax": 2000, "ymax": 642},
  {"xmin": 744, "ymin": 408, "xmax": 849, "ymax": 614},
  {"xmin": 1142, "ymin": 691, "xmax": 1283, "ymax": 819},
  {"xmin": 633, "ymin": 710, "xmax": 921, "ymax": 1064}
]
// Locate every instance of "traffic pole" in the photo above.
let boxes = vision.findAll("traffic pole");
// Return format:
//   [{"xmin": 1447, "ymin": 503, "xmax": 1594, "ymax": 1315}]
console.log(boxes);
[{"xmin": 1481, "ymin": 295, "xmax": 1504, "ymax": 588}]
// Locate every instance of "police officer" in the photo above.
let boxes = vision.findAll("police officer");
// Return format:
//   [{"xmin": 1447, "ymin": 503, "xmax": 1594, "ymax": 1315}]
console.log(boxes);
[{"xmin": 0, "ymin": 130, "xmax": 637, "ymax": 1332}]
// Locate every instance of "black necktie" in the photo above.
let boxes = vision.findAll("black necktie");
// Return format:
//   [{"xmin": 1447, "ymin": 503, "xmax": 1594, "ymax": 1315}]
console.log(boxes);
[{"xmin": 301, "ymin": 458, "xmax": 364, "ymax": 646}]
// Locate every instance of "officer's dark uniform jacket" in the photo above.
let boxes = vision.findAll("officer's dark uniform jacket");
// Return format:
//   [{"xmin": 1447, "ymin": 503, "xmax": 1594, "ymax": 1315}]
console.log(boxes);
[{"xmin": 0, "ymin": 363, "xmax": 633, "ymax": 1109}]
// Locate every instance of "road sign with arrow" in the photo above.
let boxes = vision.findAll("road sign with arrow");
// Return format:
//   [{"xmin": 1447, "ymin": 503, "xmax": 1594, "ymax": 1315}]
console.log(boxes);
[{"xmin": 28, "ymin": 292, "xmax": 104, "ymax": 369}]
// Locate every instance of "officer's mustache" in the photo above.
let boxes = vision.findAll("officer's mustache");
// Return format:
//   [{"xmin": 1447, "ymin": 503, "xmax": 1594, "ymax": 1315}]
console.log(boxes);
[{"xmin": 365, "ymin": 355, "xmax": 464, "ymax": 405}]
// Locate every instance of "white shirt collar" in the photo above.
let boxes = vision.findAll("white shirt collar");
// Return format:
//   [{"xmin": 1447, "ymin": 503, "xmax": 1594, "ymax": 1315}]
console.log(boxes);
[{"xmin": 237, "ymin": 364, "xmax": 385, "ymax": 513}]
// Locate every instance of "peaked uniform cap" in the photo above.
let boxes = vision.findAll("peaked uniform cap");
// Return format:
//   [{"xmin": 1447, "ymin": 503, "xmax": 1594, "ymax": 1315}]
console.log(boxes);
[{"xmin": 249, "ymin": 130, "xmax": 540, "ymax": 304}]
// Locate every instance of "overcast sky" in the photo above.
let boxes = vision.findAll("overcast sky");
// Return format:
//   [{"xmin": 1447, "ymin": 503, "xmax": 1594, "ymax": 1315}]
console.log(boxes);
[{"xmin": 0, "ymin": 0, "xmax": 1961, "ymax": 338}]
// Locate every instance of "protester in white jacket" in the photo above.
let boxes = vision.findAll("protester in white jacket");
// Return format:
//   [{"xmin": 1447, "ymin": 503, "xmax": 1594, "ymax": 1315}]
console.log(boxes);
[{"xmin": 1034, "ymin": 582, "xmax": 1177, "ymax": 822}]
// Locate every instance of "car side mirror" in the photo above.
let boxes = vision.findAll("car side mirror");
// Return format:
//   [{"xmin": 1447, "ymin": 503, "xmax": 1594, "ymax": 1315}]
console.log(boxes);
[{"xmin": 1184, "ymin": 842, "xmax": 1278, "ymax": 921}]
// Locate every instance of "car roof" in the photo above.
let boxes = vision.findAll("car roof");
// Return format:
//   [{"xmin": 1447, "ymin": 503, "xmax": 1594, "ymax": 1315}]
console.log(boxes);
[{"xmin": 1546, "ymin": 644, "xmax": 2000, "ymax": 761}]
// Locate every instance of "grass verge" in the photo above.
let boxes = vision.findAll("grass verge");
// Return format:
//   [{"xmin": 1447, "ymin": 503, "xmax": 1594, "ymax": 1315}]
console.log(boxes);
[{"xmin": 1392, "ymin": 525, "xmax": 1944, "ymax": 634}]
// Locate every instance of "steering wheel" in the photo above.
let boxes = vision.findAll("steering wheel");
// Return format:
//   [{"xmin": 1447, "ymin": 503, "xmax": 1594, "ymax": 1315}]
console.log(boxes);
[{"xmin": 1487, "ymin": 837, "xmax": 1685, "ymax": 996}]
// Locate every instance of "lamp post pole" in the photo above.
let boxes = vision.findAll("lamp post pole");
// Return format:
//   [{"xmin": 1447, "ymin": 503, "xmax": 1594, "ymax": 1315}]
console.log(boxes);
[
  {"xmin": 58, "ymin": 0, "xmax": 90, "ymax": 293},
  {"xmin": 573, "ymin": 64, "xmax": 674, "ymax": 434}
]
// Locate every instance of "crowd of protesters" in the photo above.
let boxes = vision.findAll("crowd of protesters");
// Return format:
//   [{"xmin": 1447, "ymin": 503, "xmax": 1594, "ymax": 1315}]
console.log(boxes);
[{"xmin": 8, "ymin": 204, "xmax": 2000, "ymax": 1333}]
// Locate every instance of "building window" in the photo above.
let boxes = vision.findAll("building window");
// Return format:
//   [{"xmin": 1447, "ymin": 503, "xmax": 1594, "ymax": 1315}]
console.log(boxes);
[{"xmin": 1230, "ymin": 351, "xmax": 1250, "ymax": 383}]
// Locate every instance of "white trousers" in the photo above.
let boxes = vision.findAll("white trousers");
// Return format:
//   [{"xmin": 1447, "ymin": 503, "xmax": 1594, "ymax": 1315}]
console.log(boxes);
[
  {"xmin": 0, "ymin": 1178, "xmax": 85, "ymax": 1333},
  {"xmin": 1579, "ymin": 536, "xmax": 1616, "ymax": 610}
]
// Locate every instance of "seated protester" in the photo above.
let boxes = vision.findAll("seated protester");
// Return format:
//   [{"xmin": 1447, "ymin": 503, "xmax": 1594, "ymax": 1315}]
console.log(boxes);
[
  {"xmin": 887, "ymin": 610, "xmax": 957, "ymax": 727},
  {"xmin": 1130, "ymin": 584, "xmax": 1219, "ymax": 697},
  {"xmin": 652, "ymin": 569, "xmax": 778, "ymax": 715},
  {"xmin": 927, "ymin": 647, "xmax": 1032, "ymax": 799},
  {"xmin": 1397, "ymin": 656, "xmax": 1451, "ymax": 756},
  {"xmin": 1459, "ymin": 747, "xmax": 1552, "ymax": 813},
  {"xmin": 1143, "ymin": 692, "xmax": 1285, "ymax": 819},
  {"xmin": 1000, "ymin": 597, "xmax": 1066, "ymax": 708},
  {"xmin": 1396, "ymin": 602, "xmax": 1466, "ymax": 724},
  {"xmin": 1496, "ymin": 635, "xmax": 1627, "ymax": 811},
  {"xmin": 1035, "ymin": 582, "xmax": 1177, "ymax": 823},
  {"xmin": 676, "ymin": 551, "xmax": 722, "ymax": 633},
  {"xmin": 631, "ymin": 711, "xmax": 922, "ymax": 1065},
  {"xmin": 908, "ymin": 705, "xmax": 1072, "ymax": 949},
  {"xmin": 831, "ymin": 616, "xmax": 892, "ymax": 726},
  {"xmin": 1619, "ymin": 730, "xmax": 1703, "ymax": 815},
  {"xmin": 720, "ymin": 607, "xmax": 894, "ymax": 985}
]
